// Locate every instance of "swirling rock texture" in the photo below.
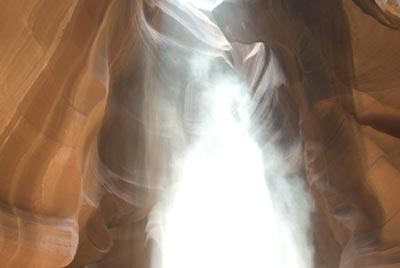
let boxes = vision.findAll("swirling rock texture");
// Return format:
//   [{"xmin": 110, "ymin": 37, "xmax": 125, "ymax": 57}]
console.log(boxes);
[{"xmin": 0, "ymin": 0, "xmax": 399, "ymax": 267}]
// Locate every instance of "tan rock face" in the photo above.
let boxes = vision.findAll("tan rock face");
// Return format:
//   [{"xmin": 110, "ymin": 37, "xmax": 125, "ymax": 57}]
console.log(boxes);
[{"xmin": 0, "ymin": 0, "xmax": 399, "ymax": 267}]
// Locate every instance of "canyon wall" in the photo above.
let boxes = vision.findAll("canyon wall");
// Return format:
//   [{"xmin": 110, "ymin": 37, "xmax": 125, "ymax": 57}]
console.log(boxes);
[{"xmin": 0, "ymin": 0, "xmax": 399, "ymax": 267}]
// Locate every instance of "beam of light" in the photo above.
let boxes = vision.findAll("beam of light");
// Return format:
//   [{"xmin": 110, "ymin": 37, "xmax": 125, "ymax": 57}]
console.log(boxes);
[
  {"xmin": 148, "ymin": 76, "xmax": 313, "ymax": 268},
  {"xmin": 144, "ymin": 1, "xmax": 314, "ymax": 268},
  {"xmin": 184, "ymin": 0, "xmax": 224, "ymax": 11},
  {"xmin": 159, "ymin": 80, "xmax": 283, "ymax": 268}
]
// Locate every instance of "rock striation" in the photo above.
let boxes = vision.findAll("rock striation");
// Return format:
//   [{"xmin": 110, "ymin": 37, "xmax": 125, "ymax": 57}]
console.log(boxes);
[{"xmin": 0, "ymin": 0, "xmax": 399, "ymax": 267}]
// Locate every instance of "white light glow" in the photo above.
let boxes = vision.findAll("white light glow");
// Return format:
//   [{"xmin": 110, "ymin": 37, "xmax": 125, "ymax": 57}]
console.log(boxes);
[
  {"xmin": 150, "ymin": 78, "xmax": 313, "ymax": 268},
  {"xmin": 187, "ymin": 0, "xmax": 224, "ymax": 11},
  {"xmin": 145, "ymin": 2, "xmax": 313, "ymax": 266}
]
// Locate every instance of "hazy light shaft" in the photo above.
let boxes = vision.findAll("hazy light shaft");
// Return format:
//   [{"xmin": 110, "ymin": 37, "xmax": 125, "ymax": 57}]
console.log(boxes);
[{"xmin": 145, "ymin": 1, "xmax": 314, "ymax": 267}]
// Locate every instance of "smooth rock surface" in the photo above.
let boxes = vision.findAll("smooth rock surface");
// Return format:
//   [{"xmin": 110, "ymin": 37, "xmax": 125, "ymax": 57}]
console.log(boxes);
[{"xmin": 0, "ymin": 0, "xmax": 399, "ymax": 267}]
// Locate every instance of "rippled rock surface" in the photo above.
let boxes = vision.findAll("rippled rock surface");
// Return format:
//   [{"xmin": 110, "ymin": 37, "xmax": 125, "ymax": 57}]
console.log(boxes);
[{"xmin": 0, "ymin": 0, "xmax": 399, "ymax": 267}]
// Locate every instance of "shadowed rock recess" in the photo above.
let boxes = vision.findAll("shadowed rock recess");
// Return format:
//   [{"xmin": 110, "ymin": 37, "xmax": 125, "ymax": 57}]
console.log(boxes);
[{"xmin": 0, "ymin": 0, "xmax": 399, "ymax": 267}]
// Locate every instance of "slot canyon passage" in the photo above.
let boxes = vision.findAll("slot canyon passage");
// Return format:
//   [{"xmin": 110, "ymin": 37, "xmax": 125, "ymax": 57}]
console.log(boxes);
[{"xmin": 1, "ymin": 0, "xmax": 400, "ymax": 267}]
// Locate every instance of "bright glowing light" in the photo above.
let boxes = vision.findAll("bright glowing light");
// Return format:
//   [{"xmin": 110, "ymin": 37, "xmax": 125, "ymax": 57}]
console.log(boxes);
[
  {"xmin": 174, "ymin": 0, "xmax": 223, "ymax": 11},
  {"xmin": 150, "ymin": 78, "xmax": 313, "ymax": 268},
  {"xmin": 186, "ymin": 0, "xmax": 224, "ymax": 11}
]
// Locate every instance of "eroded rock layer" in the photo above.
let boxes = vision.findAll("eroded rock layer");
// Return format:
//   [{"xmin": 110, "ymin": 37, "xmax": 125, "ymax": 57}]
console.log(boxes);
[{"xmin": 0, "ymin": 0, "xmax": 399, "ymax": 267}]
